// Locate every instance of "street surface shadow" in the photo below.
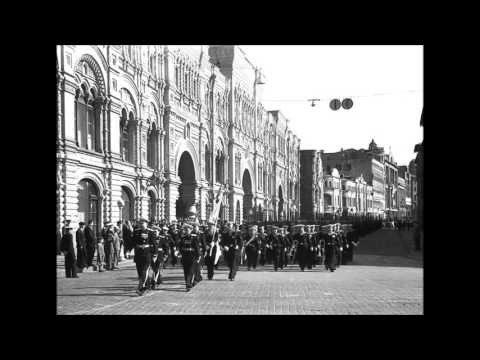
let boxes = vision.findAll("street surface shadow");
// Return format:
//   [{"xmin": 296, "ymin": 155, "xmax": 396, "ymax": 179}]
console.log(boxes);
[
  {"xmin": 58, "ymin": 293, "xmax": 137, "ymax": 297},
  {"xmin": 350, "ymin": 254, "xmax": 423, "ymax": 268}
]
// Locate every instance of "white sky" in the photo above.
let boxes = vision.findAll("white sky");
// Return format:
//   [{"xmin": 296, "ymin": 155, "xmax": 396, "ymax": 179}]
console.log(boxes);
[{"xmin": 241, "ymin": 45, "xmax": 423, "ymax": 166}]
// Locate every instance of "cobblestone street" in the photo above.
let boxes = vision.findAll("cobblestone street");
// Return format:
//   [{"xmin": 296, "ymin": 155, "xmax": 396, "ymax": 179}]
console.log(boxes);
[{"xmin": 57, "ymin": 230, "xmax": 423, "ymax": 315}]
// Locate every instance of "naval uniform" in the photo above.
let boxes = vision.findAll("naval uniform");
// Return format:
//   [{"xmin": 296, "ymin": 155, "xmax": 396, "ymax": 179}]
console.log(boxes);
[
  {"xmin": 295, "ymin": 232, "xmax": 310, "ymax": 271},
  {"xmin": 270, "ymin": 233, "xmax": 285, "ymax": 271},
  {"xmin": 133, "ymin": 227, "xmax": 157, "ymax": 293},
  {"xmin": 221, "ymin": 231, "xmax": 242, "ymax": 280},
  {"xmin": 178, "ymin": 234, "xmax": 200, "ymax": 290},
  {"xmin": 75, "ymin": 228, "xmax": 88, "ymax": 270},
  {"xmin": 192, "ymin": 231, "xmax": 205, "ymax": 285},
  {"xmin": 245, "ymin": 234, "xmax": 260, "ymax": 270},
  {"xmin": 324, "ymin": 234, "xmax": 338, "ymax": 272},
  {"xmin": 151, "ymin": 233, "xmax": 169, "ymax": 286}
]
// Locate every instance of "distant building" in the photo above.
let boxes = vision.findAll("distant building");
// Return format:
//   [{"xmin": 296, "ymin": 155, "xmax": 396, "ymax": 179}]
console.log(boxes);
[
  {"xmin": 397, "ymin": 176, "xmax": 407, "ymax": 219},
  {"xmin": 322, "ymin": 140, "xmax": 386, "ymax": 218},
  {"xmin": 299, "ymin": 150, "xmax": 324, "ymax": 220},
  {"xmin": 323, "ymin": 168, "xmax": 343, "ymax": 217}
]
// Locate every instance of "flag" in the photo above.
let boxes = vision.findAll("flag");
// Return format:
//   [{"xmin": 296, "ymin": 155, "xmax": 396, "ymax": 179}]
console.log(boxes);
[
  {"xmin": 208, "ymin": 185, "xmax": 225, "ymax": 225},
  {"xmin": 208, "ymin": 185, "xmax": 225, "ymax": 265}
]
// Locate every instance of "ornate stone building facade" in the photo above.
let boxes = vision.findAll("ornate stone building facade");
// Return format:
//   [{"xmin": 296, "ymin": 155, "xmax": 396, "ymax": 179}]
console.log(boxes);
[
  {"xmin": 299, "ymin": 150, "xmax": 324, "ymax": 220},
  {"xmin": 56, "ymin": 45, "xmax": 301, "ymax": 239}
]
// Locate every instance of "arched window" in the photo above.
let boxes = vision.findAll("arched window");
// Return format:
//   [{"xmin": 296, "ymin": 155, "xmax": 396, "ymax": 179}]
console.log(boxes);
[
  {"xmin": 76, "ymin": 82, "xmax": 101, "ymax": 152},
  {"xmin": 148, "ymin": 190, "xmax": 156, "ymax": 222},
  {"xmin": 120, "ymin": 109, "xmax": 136, "ymax": 164},
  {"xmin": 147, "ymin": 122, "xmax": 157, "ymax": 169},
  {"xmin": 78, "ymin": 179, "xmax": 100, "ymax": 235},
  {"xmin": 205, "ymin": 145, "xmax": 211, "ymax": 182},
  {"xmin": 215, "ymin": 149, "xmax": 225, "ymax": 184},
  {"xmin": 121, "ymin": 186, "xmax": 134, "ymax": 222}
]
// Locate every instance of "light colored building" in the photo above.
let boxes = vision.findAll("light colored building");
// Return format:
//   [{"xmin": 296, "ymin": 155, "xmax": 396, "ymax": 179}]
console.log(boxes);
[
  {"xmin": 56, "ymin": 45, "xmax": 301, "ymax": 244},
  {"xmin": 300, "ymin": 150, "xmax": 324, "ymax": 220},
  {"xmin": 323, "ymin": 168, "xmax": 343, "ymax": 217},
  {"xmin": 322, "ymin": 141, "xmax": 386, "ymax": 218}
]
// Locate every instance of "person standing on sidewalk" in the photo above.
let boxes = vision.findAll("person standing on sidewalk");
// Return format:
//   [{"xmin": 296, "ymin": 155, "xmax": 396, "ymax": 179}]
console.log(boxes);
[
  {"xmin": 122, "ymin": 220, "xmax": 133, "ymax": 259},
  {"xmin": 112, "ymin": 226, "xmax": 121, "ymax": 270},
  {"xmin": 85, "ymin": 220, "xmax": 97, "ymax": 270},
  {"xmin": 75, "ymin": 222, "xmax": 88, "ymax": 272},
  {"xmin": 60, "ymin": 225, "xmax": 78, "ymax": 278},
  {"xmin": 102, "ymin": 222, "xmax": 115, "ymax": 270},
  {"xmin": 133, "ymin": 219, "xmax": 157, "ymax": 295}
]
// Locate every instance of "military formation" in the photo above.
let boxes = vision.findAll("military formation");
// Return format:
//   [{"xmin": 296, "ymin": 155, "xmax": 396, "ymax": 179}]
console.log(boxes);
[{"xmin": 60, "ymin": 217, "xmax": 386, "ymax": 295}]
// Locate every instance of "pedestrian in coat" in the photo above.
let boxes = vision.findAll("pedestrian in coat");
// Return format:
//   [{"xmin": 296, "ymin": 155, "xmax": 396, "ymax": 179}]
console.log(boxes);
[
  {"xmin": 60, "ymin": 226, "xmax": 78, "ymax": 278},
  {"xmin": 75, "ymin": 222, "xmax": 88, "ymax": 271},
  {"xmin": 85, "ymin": 220, "xmax": 97, "ymax": 269},
  {"xmin": 102, "ymin": 222, "xmax": 115, "ymax": 270},
  {"xmin": 112, "ymin": 226, "xmax": 121, "ymax": 269}
]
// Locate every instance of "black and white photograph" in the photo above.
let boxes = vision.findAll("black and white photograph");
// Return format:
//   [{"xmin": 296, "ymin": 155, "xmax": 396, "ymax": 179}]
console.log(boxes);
[{"xmin": 56, "ymin": 45, "xmax": 423, "ymax": 315}]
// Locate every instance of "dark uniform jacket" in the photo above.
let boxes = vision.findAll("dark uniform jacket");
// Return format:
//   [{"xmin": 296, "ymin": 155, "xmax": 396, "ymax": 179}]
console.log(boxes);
[
  {"xmin": 245, "ymin": 235, "xmax": 260, "ymax": 251},
  {"xmin": 85, "ymin": 226, "xmax": 96, "ymax": 248},
  {"xmin": 76, "ymin": 229, "xmax": 87, "ymax": 249},
  {"xmin": 102, "ymin": 228, "xmax": 115, "ymax": 244},
  {"xmin": 191, "ymin": 232, "xmax": 206, "ymax": 256},
  {"xmin": 270, "ymin": 234, "xmax": 285, "ymax": 253},
  {"xmin": 295, "ymin": 233, "xmax": 311, "ymax": 250},
  {"xmin": 178, "ymin": 234, "xmax": 200, "ymax": 259},
  {"xmin": 221, "ymin": 231, "xmax": 242, "ymax": 254},
  {"xmin": 60, "ymin": 233, "xmax": 75, "ymax": 255},
  {"xmin": 132, "ymin": 228, "xmax": 157, "ymax": 264}
]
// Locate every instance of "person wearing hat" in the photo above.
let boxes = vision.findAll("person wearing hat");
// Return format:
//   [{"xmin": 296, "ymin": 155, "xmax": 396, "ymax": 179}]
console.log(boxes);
[
  {"xmin": 60, "ymin": 224, "xmax": 78, "ymax": 278},
  {"xmin": 75, "ymin": 222, "xmax": 88, "ymax": 271},
  {"xmin": 150, "ymin": 226, "xmax": 169, "ymax": 288},
  {"xmin": 191, "ymin": 222, "xmax": 206, "ymax": 286},
  {"xmin": 220, "ymin": 222, "xmax": 242, "ymax": 281},
  {"xmin": 62, "ymin": 219, "xmax": 72, "ymax": 237},
  {"xmin": 102, "ymin": 222, "xmax": 115, "ymax": 271},
  {"xmin": 244, "ymin": 225, "xmax": 260, "ymax": 271},
  {"xmin": 270, "ymin": 226, "xmax": 286, "ymax": 271},
  {"xmin": 85, "ymin": 220, "xmax": 97, "ymax": 270},
  {"xmin": 324, "ymin": 231, "xmax": 339, "ymax": 272},
  {"xmin": 204, "ymin": 221, "xmax": 221, "ymax": 280},
  {"xmin": 168, "ymin": 223, "xmax": 180, "ymax": 267},
  {"xmin": 281, "ymin": 226, "xmax": 292, "ymax": 268},
  {"xmin": 258, "ymin": 226, "xmax": 267, "ymax": 266},
  {"xmin": 293, "ymin": 224, "xmax": 311, "ymax": 271},
  {"xmin": 132, "ymin": 219, "xmax": 157, "ymax": 295},
  {"xmin": 178, "ymin": 223, "xmax": 201, "ymax": 291}
]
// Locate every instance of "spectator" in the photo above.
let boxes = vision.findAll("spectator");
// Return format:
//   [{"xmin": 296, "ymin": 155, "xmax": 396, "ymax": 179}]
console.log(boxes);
[
  {"xmin": 85, "ymin": 220, "xmax": 97, "ymax": 270},
  {"xmin": 60, "ymin": 225, "xmax": 78, "ymax": 278},
  {"xmin": 76, "ymin": 222, "xmax": 88, "ymax": 271}
]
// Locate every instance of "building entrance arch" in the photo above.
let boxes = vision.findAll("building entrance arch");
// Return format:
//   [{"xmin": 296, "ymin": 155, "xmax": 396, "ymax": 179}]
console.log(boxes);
[
  {"xmin": 242, "ymin": 169, "xmax": 253, "ymax": 223},
  {"xmin": 176, "ymin": 151, "xmax": 196, "ymax": 220}
]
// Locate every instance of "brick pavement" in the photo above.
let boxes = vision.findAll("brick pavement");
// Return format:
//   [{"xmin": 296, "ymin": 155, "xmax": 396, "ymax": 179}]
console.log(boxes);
[{"xmin": 57, "ymin": 255, "xmax": 422, "ymax": 315}]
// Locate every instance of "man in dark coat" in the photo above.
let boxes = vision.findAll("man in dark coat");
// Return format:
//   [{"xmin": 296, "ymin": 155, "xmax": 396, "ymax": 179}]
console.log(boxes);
[
  {"xmin": 60, "ymin": 226, "xmax": 78, "ymax": 278},
  {"xmin": 192, "ymin": 222, "xmax": 205, "ymax": 286},
  {"xmin": 132, "ymin": 219, "xmax": 157, "ymax": 295},
  {"xmin": 270, "ymin": 227, "xmax": 286, "ymax": 271},
  {"xmin": 221, "ymin": 222, "xmax": 242, "ymax": 281},
  {"xmin": 178, "ymin": 223, "xmax": 201, "ymax": 291},
  {"xmin": 75, "ymin": 222, "xmax": 88, "ymax": 271},
  {"xmin": 150, "ymin": 226, "xmax": 169, "ymax": 289},
  {"xmin": 245, "ymin": 225, "xmax": 260, "ymax": 271},
  {"xmin": 282, "ymin": 226, "xmax": 292, "ymax": 267},
  {"xmin": 204, "ymin": 222, "xmax": 221, "ymax": 280},
  {"xmin": 258, "ymin": 226, "xmax": 267, "ymax": 266},
  {"xmin": 325, "ymin": 233, "xmax": 339, "ymax": 272},
  {"xmin": 101, "ymin": 222, "xmax": 115, "ymax": 270},
  {"xmin": 85, "ymin": 220, "xmax": 97, "ymax": 269},
  {"xmin": 168, "ymin": 224, "xmax": 180, "ymax": 267},
  {"xmin": 294, "ymin": 225, "xmax": 310, "ymax": 271}
]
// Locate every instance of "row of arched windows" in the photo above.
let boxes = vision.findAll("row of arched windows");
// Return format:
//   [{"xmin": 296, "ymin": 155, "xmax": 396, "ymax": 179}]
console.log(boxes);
[{"xmin": 174, "ymin": 56, "xmax": 199, "ymax": 99}]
